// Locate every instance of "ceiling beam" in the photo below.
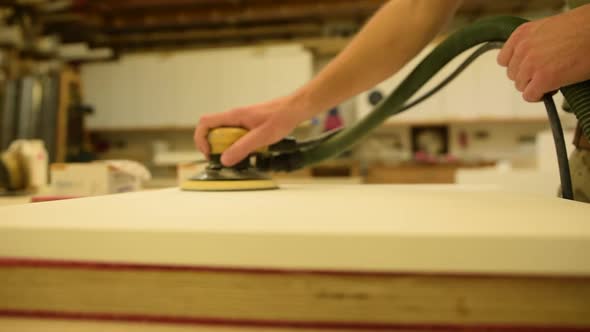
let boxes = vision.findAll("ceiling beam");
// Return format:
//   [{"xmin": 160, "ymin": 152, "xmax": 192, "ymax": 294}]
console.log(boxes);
[
  {"xmin": 97, "ymin": 23, "xmax": 323, "ymax": 47},
  {"xmin": 31, "ymin": 0, "xmax": 566, "ymax": 55},
  {"xmin": 104, "ymin": 0, "xmax": 383, "ymax": 31},
  {"xmin": 78, "ymin": 0, "xmax": 242, "ymax": 13},
  {"xmin": 458, "ymin": 0, "xmax": 564, "ymax": 14},
  {"xmin": 44, "ymin": 0, "xmax": 564, "ymax": 33},
  {"xmin": 72, "ymin": 0, "xmax": 565, "ymax": 15}
]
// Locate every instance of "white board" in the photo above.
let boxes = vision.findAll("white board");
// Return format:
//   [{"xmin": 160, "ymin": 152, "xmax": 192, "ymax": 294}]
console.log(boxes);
[{"xmin": 1, "ymin": 184, "xmax": 590, "ymax": 275}]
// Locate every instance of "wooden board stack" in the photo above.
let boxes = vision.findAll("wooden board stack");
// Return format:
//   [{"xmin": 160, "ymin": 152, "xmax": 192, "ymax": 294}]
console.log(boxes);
[{"xmin": 1, "ymin": 185, "xmax": 589, "ymax": 331}]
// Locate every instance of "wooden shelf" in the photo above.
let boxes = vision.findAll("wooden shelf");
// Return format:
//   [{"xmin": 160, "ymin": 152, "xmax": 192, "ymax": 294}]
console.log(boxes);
[
  {"xmin": 88, "ymin": 126, "xmax": 195, "ymax": 133},
  {"xmin": 87, "ymin": 117, "xmax": 550, "ymax": 134},
  {"xmin": 365, "ymin": 161, "xmax": 496, "ymax": 184},
  {"xmin": 88, "ymin": 122, "xmax": 315, "ymax": 134},
  {"xmin": 377, "ymin": 117, "xmax": 550, "ymax": 128}
]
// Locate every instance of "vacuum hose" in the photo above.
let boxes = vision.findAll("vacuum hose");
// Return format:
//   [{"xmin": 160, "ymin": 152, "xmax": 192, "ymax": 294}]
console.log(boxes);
[{"xmin": 296, "ymin": 15, "xmax": 590, "ymax": 200}]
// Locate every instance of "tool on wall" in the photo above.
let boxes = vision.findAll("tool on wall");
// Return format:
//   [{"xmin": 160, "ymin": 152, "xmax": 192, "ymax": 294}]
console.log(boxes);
[{"xmin": 182, "ymin": 16, "xmax": 590, "ymax": 199}]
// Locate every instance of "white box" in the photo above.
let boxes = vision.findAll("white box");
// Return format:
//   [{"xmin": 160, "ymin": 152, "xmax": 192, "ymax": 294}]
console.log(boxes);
[{"xmin": 50, "ymin": 162, "xmax": 142, "ymax": 196}]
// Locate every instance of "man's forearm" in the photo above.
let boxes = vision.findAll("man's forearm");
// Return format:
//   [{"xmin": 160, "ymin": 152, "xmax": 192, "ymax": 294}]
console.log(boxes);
[{"xmin": 291, "ymin": 0, "xmax": 462, "ymax": 121}]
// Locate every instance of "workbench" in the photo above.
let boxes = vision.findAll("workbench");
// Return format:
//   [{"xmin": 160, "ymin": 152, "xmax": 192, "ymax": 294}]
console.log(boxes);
[{"xmin": 1, "ymin": 184, "xmax": 589, "ymax": 331}]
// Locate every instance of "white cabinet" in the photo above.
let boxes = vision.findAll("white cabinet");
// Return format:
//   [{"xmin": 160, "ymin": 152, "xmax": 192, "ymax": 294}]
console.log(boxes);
[
  {"xmin": 82, "ymin": 44, "xmax": 312, "ymax": 129},
  {"xmin": 356, "ymin": 43, "xmax": 556, "ymax": 124},
  {"xmin": 356, "ymin": 44, "xmax": 444, "ymax": 123},
  {"xmin": 470, "ymin": 50, "xmax": 515, "ymax": 119}
]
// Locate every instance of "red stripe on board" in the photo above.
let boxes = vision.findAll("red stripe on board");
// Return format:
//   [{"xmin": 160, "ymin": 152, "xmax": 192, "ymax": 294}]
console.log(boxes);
[
  {"xmin": 1, "ymin": 257, "xmax": 589, "ymax": 280},
  {"xmin": 30, "ymin": 195, "xmax": 80, "ymax": 203},
  {"xmin": 0, "ymin": 310, "xmax": 588, "ymax": 332}
]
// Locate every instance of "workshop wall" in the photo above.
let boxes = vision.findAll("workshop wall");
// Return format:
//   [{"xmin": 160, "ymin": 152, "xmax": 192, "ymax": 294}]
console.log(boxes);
[
  {"xmin": 78, "ymin": 6, "xmax": 575, "ymax": 187},
  {"xmin": 83, "ymin": 40, "xmax": 575, "ymax": 185},
  {"xmin": 1, "ymin": 1, "xmax": 575, "ymax": 195},
  {"xmin": 86, "ymin": 38, "xmax": 575, "ymax": 186}
]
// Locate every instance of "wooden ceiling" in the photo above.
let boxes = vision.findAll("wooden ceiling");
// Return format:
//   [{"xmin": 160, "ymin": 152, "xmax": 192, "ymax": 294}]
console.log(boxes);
[{"xmin": 4, "ymin": 0, "xmax": 566, "ymax": 53}]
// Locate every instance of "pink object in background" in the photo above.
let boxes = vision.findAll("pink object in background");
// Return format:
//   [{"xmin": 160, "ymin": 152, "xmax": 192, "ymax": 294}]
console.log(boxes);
[{"xmin": 324, "ymin": 107, "xmax": 343, "ymax": 132}]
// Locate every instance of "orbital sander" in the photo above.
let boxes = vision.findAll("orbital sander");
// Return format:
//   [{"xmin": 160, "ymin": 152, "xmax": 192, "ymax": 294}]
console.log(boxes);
[
  {"xmin": 181, "ymin": 127, "xmax": 277, "ymax": 191},
  {"xmin": 181, "ymin": 127, "xmax": 312, "ymax": 191},
  {"xmin": 182, "ymin": 16, "xmax": 590, "ymax": 198}
]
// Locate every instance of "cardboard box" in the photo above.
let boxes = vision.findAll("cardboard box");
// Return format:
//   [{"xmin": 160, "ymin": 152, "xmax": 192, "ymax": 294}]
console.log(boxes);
[{"xmin": 50, "ymin": 162, "xmax": 142, "ymax": 196}]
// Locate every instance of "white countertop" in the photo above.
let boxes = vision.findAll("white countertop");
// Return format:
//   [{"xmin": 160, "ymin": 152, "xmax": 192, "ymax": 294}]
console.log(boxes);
[
  {"xmin": 1, "ymin": 184, "xmax": 589, "ymax": 276},
  {"xmin": 0, "ymin": 195, "xmax": 31, "ymax": 207}
]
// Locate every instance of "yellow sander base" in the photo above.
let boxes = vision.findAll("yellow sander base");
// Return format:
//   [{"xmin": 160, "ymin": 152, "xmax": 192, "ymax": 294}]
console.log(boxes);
[{"xmin": 181, "ymin": 178, "xmax": 278, "ymax": 191}]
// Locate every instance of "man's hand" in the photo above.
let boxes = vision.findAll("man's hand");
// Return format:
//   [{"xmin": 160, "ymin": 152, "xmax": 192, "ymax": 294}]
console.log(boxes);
[
  {"xmin": 194, "ymin": 95, "xmax": 307, "ymax": 167},
  {"xmin": 497, "ymin": 5, "xmax": 590, "ymax": 102}
]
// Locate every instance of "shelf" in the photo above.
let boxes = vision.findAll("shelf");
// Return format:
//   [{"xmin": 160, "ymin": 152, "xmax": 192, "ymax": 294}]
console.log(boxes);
[
  {"xmin": 87, "ymin": 117, "xmax": 551, "ymax": 134},
  {"xmin": 377, "ymin": 117, "xmax": 550, "ymax": 128},
  {"xmin": 88, "ymin": 121, "xmax": 316, "ymax": 134},
  {"xmin": 88, "ymin": 126, "xmax": 195, "ymax": 133}
]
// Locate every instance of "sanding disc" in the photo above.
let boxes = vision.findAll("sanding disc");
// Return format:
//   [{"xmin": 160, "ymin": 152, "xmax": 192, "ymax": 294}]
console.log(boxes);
[
  {"xmin": 180, "ymin": 167, "xmax": 278, "ymax": 191},
  {"xmin": 181, "ymin": 178, "xmax": 278, "ymax": 191}
]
